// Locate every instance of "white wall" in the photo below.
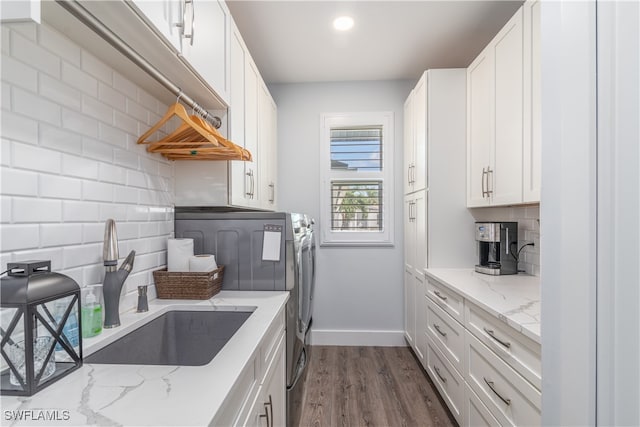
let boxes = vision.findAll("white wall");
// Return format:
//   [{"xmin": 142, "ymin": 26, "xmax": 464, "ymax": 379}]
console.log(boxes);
[
  {"xmin": 269, "ymin": 80, "xmax": 413, "ymax": 346},
  {"xmin": 0, "ymin": 22, "xmax": 173, "ymax": 313}
]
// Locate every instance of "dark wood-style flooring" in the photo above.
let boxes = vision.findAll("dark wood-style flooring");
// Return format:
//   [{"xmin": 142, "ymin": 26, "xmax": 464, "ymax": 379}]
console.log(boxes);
[{"xmin": 298, "ymin": 346, "xmax": 457, "ymax": 427}]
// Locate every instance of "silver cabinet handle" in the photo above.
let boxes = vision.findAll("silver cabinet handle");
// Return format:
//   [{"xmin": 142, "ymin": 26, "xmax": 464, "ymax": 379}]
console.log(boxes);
[
  {"xmin": 267, "ymin": 395, "xmax": 273, "ymax": 426},
  {"xmin": 408, "ymin": 165, "xmax": 412, "ymax": 187},
  {"xmin": 486, "ymin": 167, "xmax": 493, "ymax": 196},
  {"xmin": 269, "ymin": 183, "xmax": 275, "ymax": 203},
  {"xmin": 185, "ymin": 0, "xmax": 195, "ymax": 45},
  {"xmin": 245, "ymin": 170, "xmax": 252, "ymax": 197},
  {"xmin": 484, "ymin": 377, "xmax": 511, "ymax": 406},
  {"xmin": 481, "ymin": 167, "xmax": 486, "ymax": 197},
  {"xmin": 433, "ymin": 290, "xmax": 447, "ymax": 301},
  {"xmin": 411, "ymin": 164, "xmax": 415, "ymax": 184},
  {"xmin": 434, "ymin": 365, "xmax": 447, "ymax": 383},
  {"xmin": 483, "ymin": 327, "xmax": 511, "ymax": 349},
  {"xmin": 251, "ymin": 170, "xmax": 255, "ymax": 199},
  {"xmin": 259, "ymin": 405, "xmax": 269, "ymax": 427},
  {"xmin": 433, "ymin": 324, "xmax": 447, "ymax": 337}
]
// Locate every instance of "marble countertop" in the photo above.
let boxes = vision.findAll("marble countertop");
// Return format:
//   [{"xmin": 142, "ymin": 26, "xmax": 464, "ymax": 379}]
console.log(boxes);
[
  {"xmin": 424, "ymin": 269, "xmax": 540, "ymax": 344},
  {"xmin": 1, "ymin": 291, "xmax": 289, "ymax": 426}
]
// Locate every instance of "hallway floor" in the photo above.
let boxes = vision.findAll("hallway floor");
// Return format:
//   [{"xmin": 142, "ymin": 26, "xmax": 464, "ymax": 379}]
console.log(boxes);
[{"xmin": 299, "ymin": 346, "xmax": 457, "ymax": 427}]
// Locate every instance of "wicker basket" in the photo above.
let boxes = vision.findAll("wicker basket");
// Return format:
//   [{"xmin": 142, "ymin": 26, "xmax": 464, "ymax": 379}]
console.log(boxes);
[{"xmin": 153, "ymin": 265, "xmax": 224, "ymax": 300}]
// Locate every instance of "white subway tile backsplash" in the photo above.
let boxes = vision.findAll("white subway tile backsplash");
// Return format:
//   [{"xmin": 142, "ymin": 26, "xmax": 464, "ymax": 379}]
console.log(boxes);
[
  {"xmin": 137, "ymin": 90, "xmax": 160, "ymax": 115},
  {"xmin": 11, "ymin": 31, "xmax": 60, "ymax": 79},
  {"xmin": 12, "ymin": 197, "xmax": 62, "ymax": 223},
  {"xmin": 127, "ymin": 205, "xmax": 149, "ymax": 221},
  {"xmin": 1, "ymin": 197, "xmax": 11, "ymax": 223},
  {"xmin": 82, "ymin": 94, "xmax": 113, "ymax": 124},
  {"xmin": 62, "ymin": 108, "xmax": 98, "ymax": 138},
  {"xmin": 82, "ymin": 138, "xmax": 113, "ymax": 163},
  {"xmin": 1, "ymin": 22, "xmax": 173, "ymax": 316},
  {"xmin": 98, "ymin": 122, "xmax": 127, "ymax": 148},
  {"xmin": 39, "ymin": 125, "xmax": 82, "ymax": 154},
  {"xmin": 1, "ymin": 56, "xmax": 38, "ymax": 92},
  {"xmin": 1, "ymin": 26, "xmax": 9, "ymax": 54},
  {"xmin": 139, "ymin": 222, "xmax": 159, "ymax": 238},
  {"xmin": 12, "ymin": 247, "xmax": 64, "ymax": 271},
  {"xmin": 97, "ymin": 82, "xmax": 126, "ymax": 111},
  {"xmin": 39, "ymin": 73, "xmax": 82, "ymax": 110},
  {"xmin": 61, "ymin": 62, "xmax": 98, "ymax": 98},
  {"xmin": 62, "ymin": 153, "xmax": 99, "ymax": 179},
  {"xmin": 82, "ymin": 263, "xmax": 104, "ymax": 286},
  {"xmin": 1, "ymin": 139, "xmax": 11, "ymax": 166},
  {"xmin": 0, "ymin": 167, "xmax": 38, "ymax": 196},
  {"xmin": 63, "ymin": 243, "xmax": 102, "ymax": 269},
  {"xmin": 82, "ymin": 180, "xmax": 113, "ymax": 202},
  {"xmin": 13, "ymin": 87, "xmax": 61, "ymax": 126},
  {"xmin": 40, "ymin": 223, "xmax": 82, "ymax": 247},
  {"xmin": 81, "ymin": 51, "xmax": 112, "ymax": 84},
  {"xmin": 113, "ymin": 110, "xmax": 138, "ymax": 135},
  {"xmin": 38, "ymin": 25, "xmax": 81, "ymax": 67},
  {"xmin": 0, "ymin": 111, "xmax": 38, "ymax": 143},
  {"xmin": 98, "ymin": 204, "xmax": 128, "ymax": 222},
  {"xmin": 113, "ymin": 148, "xmax": 139, "ymax": 169},
  {"xmin": 125, "ymin": 98, "xmax": 148, "ymax": 123},
  {"xmin": 114, "ymin": 185, "xmax": 139, "ymax": 204},
  {"xmin": 127, "ymin": 170, "xmax": 147, "ymax": 188},
  {"xmin": 116, "ymin": 222, "xmax": 139, "ymax": 240},
  {"xmin": 82, "ymin": 223, "xmax": 105, "ymax": 244},
  {"xmin": 8, "ymin": 23, "xmax": 37, "ymax": 42},
  {"xmin": 62, "ymin": 200, "xmax": 100, "ymax": 222},
  {"xmin": 1, "ymin": 224, "xmax": 39, "ymax": 251},
  {"xmin": 98, "ymin": 163, "xmax": 127, "ymax": 185},
  {"xmin": 13, "ymin": 143, "xmax": 62, "ymax": 174}
]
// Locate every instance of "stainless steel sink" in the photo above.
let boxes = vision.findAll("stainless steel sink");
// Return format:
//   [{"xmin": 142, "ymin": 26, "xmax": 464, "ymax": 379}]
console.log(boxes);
[{"xmin": 85, "ymin": 310, "xmax": 252, "ymax": 366}]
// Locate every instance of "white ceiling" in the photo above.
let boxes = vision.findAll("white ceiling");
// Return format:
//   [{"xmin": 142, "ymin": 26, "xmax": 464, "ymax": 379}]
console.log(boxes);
[{"xmin": 226, "ymin": 0, "xmax": 523, "ymax": 84}]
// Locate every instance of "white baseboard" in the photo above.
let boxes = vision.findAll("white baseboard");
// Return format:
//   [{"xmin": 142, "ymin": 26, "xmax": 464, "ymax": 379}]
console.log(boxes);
[{"xmin": 308, "ymin": 329, "xmax": 408, "ymax": 347}]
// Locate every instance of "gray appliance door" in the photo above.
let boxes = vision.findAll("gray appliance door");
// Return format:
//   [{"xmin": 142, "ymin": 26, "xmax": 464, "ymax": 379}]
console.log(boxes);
[{"xmin": 175, "ymin": 218, "xmax": 286, "ymax": 290}]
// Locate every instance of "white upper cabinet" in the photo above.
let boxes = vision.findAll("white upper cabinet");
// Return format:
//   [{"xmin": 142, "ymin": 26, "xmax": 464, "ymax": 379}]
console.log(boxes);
[
  {"xmin": 523, "ymin": 0, "xmax": 541, "ymax": 203},
  {"xmin": 130, "ymin": 0, "xmax": 230, "ymax": 104},
  {"xmin": 404, "ymin": 75, "xmax": 427, "ymax": 195},
  {"xmin": 259, "ymin": 82, "xmax": 278, "ymax": 209},
  {"xmin": 467, "ymin": 4, "xmax": 540, "ymax": 207}
]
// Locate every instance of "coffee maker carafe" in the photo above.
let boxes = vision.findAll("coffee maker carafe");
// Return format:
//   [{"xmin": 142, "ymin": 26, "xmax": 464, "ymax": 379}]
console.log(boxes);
[{"xmin": 475, "ymin": 222, "xmax": 518, "ymax": 275}]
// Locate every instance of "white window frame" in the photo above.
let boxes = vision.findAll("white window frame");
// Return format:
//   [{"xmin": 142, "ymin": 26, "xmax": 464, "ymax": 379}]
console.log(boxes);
[{"xmin": 319, "ymin": 112, "xmax": 394, "ymax": 246}]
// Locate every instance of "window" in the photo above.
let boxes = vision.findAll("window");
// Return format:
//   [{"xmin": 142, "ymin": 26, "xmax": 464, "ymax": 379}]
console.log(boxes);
[{"xmin": 320, "ymin": 112, "xmax": 394, "ymax": 246}]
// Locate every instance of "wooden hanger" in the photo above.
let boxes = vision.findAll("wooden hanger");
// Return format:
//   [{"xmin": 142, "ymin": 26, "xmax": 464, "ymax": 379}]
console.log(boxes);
[{"xmin": 137, "ymin": 100, "xmax": 252, "ymax": 161}]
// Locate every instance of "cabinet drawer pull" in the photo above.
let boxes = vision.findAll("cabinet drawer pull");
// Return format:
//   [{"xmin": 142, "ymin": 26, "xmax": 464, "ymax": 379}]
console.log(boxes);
[
  {"xmin": 433, "ymin": 324, "xmax": 447, "ymax": 337},
  {"xmin": 433, "ymin": 290, "xmax": 447, "ymax": 301},
  {"xmin": 484, "ymin": 377, "xmax": 511, "ymax": 406},
  {"xmin": 434, "ymin": 365, "xmax": 447, "ymax": 383},
  {"xmin": 259, "ymin": 406, "xmax": 269, "ymax": 427},
  {"xmin": 483, "ymin": 327, "xmax": 511, "ymax": 349}
]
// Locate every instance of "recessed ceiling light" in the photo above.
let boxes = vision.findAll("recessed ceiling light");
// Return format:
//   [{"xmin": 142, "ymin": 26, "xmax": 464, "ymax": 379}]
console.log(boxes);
[{"xmin": 333, "ymin": 16, "xmax": 354, "ymax": 31}]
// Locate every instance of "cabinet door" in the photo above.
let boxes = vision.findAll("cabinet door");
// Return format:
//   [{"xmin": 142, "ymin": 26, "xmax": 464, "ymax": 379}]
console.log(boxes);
[
  {"xmin": 413, "ymin": 189, "xmax": 426, "ymax": 275},
  {"xmin": 492, "ymin": 8, "xmax": 524, "ymax": 205},
  {"xmin": 414, "ymin": 276, "xmax": 427, "ymax": 365},
  {"xmin": 229, "ymin": 24, "xmax": 247, "ymax": 206},
  {"xmin": 466, "ymin": 46, "xmax": 494, "ymax": 207},
  {"xmin": 131, "ymin": 0, "xmax": 182, "ymax": 52},
  {"xmin": 403, "ymin": 92, "xmax": 415, "ymax": 194},
  {"xmin": 404, "ymin": 195, "xmax": 416, "ymax": 270},
  {"xmin": 259, "ymin": 83, "xmax": 277, "ymax": 210},
  {"xmin": 182, "ymin": 0, "xmax": 230, "ymax": 102},
  {"xmin": 523, "ymin": 0, "xmax": 541, "ymax": 203},
  {"xmin": 413, "ymin": 74, "xmax": 427, "ymax": 192},
  {"xmin": 244, "ymin": 58, "xmax": 260, "ymax": 207},
  {"xmin": 404, "ymin": 268, "xmax": 415, "ymax": 346}
]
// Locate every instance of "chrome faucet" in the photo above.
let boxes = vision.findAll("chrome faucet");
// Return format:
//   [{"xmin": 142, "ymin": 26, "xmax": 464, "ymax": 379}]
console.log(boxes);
[{"xmin": 102, "ymin": 219, "xmax": 135, "ymax": 328}]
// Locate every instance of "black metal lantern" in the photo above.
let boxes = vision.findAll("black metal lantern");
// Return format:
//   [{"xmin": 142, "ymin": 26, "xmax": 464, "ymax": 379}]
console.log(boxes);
[{"xmin": 1, "ymin": 260, "xmax": 83, "ymax": 396}]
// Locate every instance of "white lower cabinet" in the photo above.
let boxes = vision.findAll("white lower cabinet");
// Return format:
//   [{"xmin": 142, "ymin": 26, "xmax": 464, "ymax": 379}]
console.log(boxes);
[
  {"xmin": 211, "ymin": 310, "xmax": 286, "ymax": 426},
  {"xmin": 420, "ymin": 277, "xmax": 541, "ymax": 426},
  {"xmin": 466, "ymin": 331, "xmax": 541, "ymax": 426},
  {"xmin": 426, "ymin": 335, "xmax": 465, "ymax": 426},
  {"xmin": 465, "ymin": 383, "xmax": 501, "ymax": 426}
]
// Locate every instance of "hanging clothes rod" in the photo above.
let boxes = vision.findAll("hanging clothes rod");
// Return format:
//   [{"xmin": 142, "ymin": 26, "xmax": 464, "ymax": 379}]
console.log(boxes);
[{"xmin": 55, "ymin": 0, "xmax": 222, "ymax": 129}]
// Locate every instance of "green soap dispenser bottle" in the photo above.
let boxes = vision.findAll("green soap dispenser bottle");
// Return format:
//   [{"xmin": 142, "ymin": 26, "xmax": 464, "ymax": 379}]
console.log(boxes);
[{"xmin": 81, "ymin": 287, "xmax": 103, "ymax": 338}]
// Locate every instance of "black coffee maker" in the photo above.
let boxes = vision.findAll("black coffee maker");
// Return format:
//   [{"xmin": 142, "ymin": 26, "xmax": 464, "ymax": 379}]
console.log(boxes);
[{"xmin": 475, "ymin": 222, "xmax": 518, "ymax": 275}]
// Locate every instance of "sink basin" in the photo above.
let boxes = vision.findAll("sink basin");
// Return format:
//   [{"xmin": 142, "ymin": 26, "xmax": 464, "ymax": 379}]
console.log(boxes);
[{"xmin": 85, "ymin": 310, "xmax": 252, "ymax": 366}]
